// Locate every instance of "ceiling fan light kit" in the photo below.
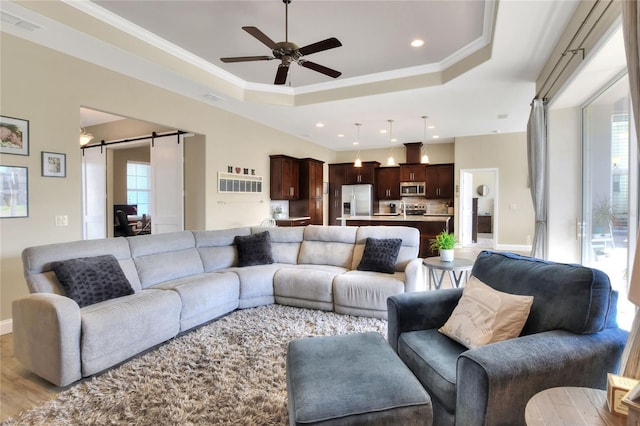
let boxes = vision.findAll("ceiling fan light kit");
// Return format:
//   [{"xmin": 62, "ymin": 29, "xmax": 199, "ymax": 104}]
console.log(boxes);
[{"xmin": 220, "ymin": 0, "xmax": 342, "ymax": 85}]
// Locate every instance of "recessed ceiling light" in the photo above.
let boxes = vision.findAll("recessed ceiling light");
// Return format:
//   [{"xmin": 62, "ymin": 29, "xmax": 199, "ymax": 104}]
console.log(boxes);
[
  {"xmin": 428, "ymin": 125, "xmax": 435, "ymax": 129},
  {"xmin": 316, "ymin": 123, "xmax": 324, "ymax": 128},
  {"xmin": 380, "ymin": 129, "xmax": 387, "ymax": 134},
  {"xmin": 433, "ymin": 135, "xmax": 440, "ymax": 139},
  {"xmin": 391, "ymin": 138, "xmax": 397, "ymax": 142},
  {"xmin": 497, "ymin": 114, "xmax": 509, "ymax": 120},
  {"xmin": 337, "ymin": 134, "xmax": 344, "ymax": 138},
  {"xmin": 353, "ymin": 141, "xmax": 359, "ymax": 145},
  {"xmin": 411, "ymin": 39, "xmax": 424, "ymax": 47}
]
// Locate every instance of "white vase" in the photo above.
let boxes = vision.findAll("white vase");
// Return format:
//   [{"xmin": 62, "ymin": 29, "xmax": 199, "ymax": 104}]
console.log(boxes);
[{"xmin": 440, "ymin": 249, "xmax": 454, "ymax": 262}]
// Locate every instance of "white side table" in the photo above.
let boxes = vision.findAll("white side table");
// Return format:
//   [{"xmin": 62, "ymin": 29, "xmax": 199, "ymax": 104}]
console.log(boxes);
[{"xmin": 423, "ymin": 257, "xmax": 474, "ymax": 290}]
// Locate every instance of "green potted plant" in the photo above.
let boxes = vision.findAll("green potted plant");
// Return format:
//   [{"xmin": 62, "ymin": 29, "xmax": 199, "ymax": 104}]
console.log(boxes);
[
  {"xmin": 273, "ymin": 206, "xmax": 284, "ymax": 219},
  {"xmin": 429, "ymin": 230, "xmax": 455, "ymax": 262}
]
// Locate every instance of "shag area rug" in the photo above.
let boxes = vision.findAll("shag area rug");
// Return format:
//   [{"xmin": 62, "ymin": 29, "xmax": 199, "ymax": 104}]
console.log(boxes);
[{"xmin": 4, "ymin": 305, "xmax": 387, "ymax": 425}]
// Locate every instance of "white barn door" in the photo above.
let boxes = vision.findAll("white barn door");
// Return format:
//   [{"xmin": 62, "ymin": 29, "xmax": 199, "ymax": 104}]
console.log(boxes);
[
  {"xmin": 82, "ymin": 147, "xmax": 106, "ymax": 239},
  {"xmin": 150, "ymin": 134, "xmax": 184, "ymax": 234}
]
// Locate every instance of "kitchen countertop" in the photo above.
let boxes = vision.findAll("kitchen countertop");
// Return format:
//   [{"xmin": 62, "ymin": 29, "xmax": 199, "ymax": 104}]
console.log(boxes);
[
  {"xmin": 275, "ymin": 216, "xmax": 311, "ymax": 221},
  {"xmin": 339, "ymin": 215, "xmax": 451, "ymax": 222}
]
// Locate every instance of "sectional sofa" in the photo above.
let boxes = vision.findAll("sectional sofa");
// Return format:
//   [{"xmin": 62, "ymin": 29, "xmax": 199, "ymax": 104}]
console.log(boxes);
[{"xmin": 13, "ymin": 225, "xmax": 422, "ymax": 387}]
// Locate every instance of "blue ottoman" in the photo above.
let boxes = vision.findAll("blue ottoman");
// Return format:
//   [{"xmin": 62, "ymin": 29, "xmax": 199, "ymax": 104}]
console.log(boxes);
[{"xmin": 286, "ymin": 332, "xmax": 433, "ymax": 425}]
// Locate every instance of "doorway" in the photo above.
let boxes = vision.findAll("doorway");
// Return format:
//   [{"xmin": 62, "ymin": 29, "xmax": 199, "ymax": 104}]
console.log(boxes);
[
  {"xmin": 459, "ymin": 168, "xmax": 498, "ymax": 248},
  {"xmin": 80, "ymin": 108, "xmax": 186, "ymax": 239}
]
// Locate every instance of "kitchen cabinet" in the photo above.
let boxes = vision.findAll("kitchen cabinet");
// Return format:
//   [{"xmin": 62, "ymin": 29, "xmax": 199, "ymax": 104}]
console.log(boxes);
[
  {"xmin": 328, "ymin": 162, "xmax": 379, "ymax": 225},
  {"xmin": 425, "ymin": 164, "xmax": 454, "ymax": 199},
  {"xmin": 345, "ymin": 162, "xmax": 378, "ymax": 184},
  {"xmin": 276, "ymin": 217, "xmax": 311, "ymax": 227},
  {"xmin": 400, "ymin": 164, "xmax": 426, "ymax": 182},
  {"xmin": 375, "ymin": 167, "xmax": 400, "ymax": 200},
  {"xmin": 270, "ymin": 155, "xmax": 299, "ymax": 200},
  {"xmin": 290, "ymin": 158, "xmax": 324, "ymax": 225}
]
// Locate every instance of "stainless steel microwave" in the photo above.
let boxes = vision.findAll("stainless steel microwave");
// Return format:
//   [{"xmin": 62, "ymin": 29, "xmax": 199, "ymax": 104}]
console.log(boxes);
[{"xmin": 400, "ymin": 182, "xmax": 426, "ymax": 197}]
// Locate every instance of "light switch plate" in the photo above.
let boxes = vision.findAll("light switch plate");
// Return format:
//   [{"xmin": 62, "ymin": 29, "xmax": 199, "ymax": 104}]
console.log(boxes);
[{"xmin": 55, "ymin": 215, "xmax": 68, "ymax": 227}]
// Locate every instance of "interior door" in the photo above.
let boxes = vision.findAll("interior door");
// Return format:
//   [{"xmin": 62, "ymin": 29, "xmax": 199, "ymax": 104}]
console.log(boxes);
[
  {"xmin": 82, "ymin": 147, "xmax": 106, "ymax": 239},
  {"xmin": 150, "ymin": 134, "xmax": 184, "ymax": 233},
  {"xmin": 460, "ymin": 171, "xmax": 474, "ymax": 246}
]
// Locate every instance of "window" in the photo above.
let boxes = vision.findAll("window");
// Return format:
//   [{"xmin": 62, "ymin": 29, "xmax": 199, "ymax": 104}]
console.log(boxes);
[
  {"xmin": 582, "ymin": 74, "xmax": 636, "ymax": 330},
  {"xmin": 127, "ymin": 161, "xmax": 150, "ymax": 215}
]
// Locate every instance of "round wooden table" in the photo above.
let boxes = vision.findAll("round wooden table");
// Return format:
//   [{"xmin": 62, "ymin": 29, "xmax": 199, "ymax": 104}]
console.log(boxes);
[
  {"xmin": 423, "ymin": 257, "xmax": 474, "ymax": 290},
  {"xmin": 525, "ymin": 386, "xmax": 624, "ymax": 425}
]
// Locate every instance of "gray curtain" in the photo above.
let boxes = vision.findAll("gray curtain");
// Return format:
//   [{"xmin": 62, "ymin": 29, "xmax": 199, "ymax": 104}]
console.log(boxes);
[
  {"xmin": 620, "ymin": 0, "xmax": 640, "ymax": 379},
  {"xmin": 527, "ymin": 98, "xmax": 547, "ymax": 259}
]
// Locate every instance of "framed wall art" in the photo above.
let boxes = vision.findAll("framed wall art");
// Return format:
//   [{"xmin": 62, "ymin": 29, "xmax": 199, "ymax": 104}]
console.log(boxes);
[
  {"xmin": 0, "ymin": 165, "xmax": 28, "ymax": 218},
  {"xmin": 0, "ymin": 116, "xmax": 29, "ymax": 156},
  {"xmin": 42, "ymin": 151, "xmax": 66, "ymax": 177}
]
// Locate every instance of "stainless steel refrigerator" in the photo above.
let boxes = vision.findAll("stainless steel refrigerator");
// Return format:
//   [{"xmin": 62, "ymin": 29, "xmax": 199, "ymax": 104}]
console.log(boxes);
[{"xmin": 341, "ymin": 184, "xmax": 373, "ymax": 224}]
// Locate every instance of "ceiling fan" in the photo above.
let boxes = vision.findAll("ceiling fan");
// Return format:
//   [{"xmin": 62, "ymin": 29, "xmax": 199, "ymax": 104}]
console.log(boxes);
[{"xmin": 220, "ymin": 0, "xmax": 342, "ymax": 85}]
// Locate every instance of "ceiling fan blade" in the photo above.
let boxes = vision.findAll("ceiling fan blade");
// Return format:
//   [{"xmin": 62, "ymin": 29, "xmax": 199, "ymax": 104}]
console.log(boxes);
[
  {"xmin": 220, "ymin": 56, "xmax": 273, "ymax": 63},
  {"xmin": 298, "ymin": 37, "xmax": 342, "ymax": 56},
  {"xmin": 274, "ymin": 64, "xmax": 290, "ymax": 85},
  {"xmin": 299, "ymin": 61, "xmax": 341, "ymax": 79},
  {"xmin": 242, "ymin": 26, "xmax": 278, "ymax": 50}
]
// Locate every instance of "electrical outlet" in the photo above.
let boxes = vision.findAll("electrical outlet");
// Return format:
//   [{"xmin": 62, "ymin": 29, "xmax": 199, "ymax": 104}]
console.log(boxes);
[{"xmin": 55, "ymin": 215, "xmax": 68, "ymax": 227}]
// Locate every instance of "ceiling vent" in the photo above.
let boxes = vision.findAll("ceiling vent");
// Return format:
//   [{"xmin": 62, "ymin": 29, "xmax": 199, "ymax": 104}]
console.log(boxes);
[{"xmin": 1, "ymin": 11, "xmax": 43, "ymax": 32}]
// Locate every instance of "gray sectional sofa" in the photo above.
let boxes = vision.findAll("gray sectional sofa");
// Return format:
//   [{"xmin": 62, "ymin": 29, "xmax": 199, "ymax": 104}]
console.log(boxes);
[{"xmin": 13, "ymin": 225, "xmax": 422, "ymax": 387}]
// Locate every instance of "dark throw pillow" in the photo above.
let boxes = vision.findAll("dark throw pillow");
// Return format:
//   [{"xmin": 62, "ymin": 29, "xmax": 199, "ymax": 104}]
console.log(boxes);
[
  {"xmin": 234, "ymin": 231, "xmax": 274, "ymax": 267},
  {"xmin": 357, "ymin": 238, "xmax": 402, "ymax": 274},
  {"xmin": 51, "ymin": 254, "xmax": 134, "ymax": 308}
]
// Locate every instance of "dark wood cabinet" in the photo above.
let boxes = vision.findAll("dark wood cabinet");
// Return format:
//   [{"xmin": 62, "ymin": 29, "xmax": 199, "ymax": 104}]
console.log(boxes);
[
  {"xmin": 375, "ymin": 167, "xmax": 400, "ymax": 200},
  {"xmin": 400, "ymin": 164, "xmax": 426, "ymax": 182},
  {"xmin": 290, "ymin": 158, "xmax": 324, "ymax": 225},
  {"xmin": 478, "ymin": 215, "xmax": 492, "ymax": 233},
  {"xmin": 328, "ymin": 162, "xmax": 379, "ymax": 225},
  {"xmin": 276, "ymin": 218, "xmax": 310, "ymax": 227},
  {"xmin": 425, "ymin": 164, "xmax": 454, "ymax": 199},
  {"xmin": 345, "ymin": 162, "xmax": 378, "ymax": 184},
  {"xmin": 270, "ymin": 155, "xmax": 299, "ymax": 200}
]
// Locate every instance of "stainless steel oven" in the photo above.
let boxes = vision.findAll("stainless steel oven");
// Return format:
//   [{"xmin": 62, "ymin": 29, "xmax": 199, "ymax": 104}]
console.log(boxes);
[{"xmin": 400, "ymin": 182, "xmax": 426, "ymax": 197}]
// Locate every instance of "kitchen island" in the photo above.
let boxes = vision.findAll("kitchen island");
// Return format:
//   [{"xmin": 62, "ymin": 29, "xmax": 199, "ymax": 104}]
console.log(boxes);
[{"xmin": 338, "ymin": 215, "xmax": 452, "ymax": 257}]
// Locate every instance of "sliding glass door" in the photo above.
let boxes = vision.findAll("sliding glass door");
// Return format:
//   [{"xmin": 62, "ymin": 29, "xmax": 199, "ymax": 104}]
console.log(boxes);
[{"xmin": 582, "ymin": 73, "xmax": 637, "ymax": 329}]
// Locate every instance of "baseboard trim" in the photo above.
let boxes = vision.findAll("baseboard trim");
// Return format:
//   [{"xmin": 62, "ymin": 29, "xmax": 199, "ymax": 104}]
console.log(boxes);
[
  {"xmin": 1, "ymin": 318, "xmax": 13, "ymax": 335},
  {"xmin": 495, "ymin": 244, "xmax": 532, "ymax": 253}
]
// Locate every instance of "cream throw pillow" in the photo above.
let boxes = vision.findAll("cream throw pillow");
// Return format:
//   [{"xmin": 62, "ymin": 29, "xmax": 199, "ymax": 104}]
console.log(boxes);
[{"xmin": 439, "ymin": 276, "xmax": 534, "ymax": 349}]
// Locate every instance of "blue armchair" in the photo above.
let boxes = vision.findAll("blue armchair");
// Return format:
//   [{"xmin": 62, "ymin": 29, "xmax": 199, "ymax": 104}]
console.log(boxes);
[{"xmin": 387, "ymin": 251, "xmax": 628, "ymax": 426}]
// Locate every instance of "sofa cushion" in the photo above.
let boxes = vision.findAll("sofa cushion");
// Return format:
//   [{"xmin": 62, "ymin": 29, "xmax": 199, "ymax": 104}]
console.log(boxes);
[
  {"xmin": 251, "ymin": 226, "xmax": 304, "ymax": 264},
  {"xmin": 398, "ymin": 329, "xmax": 466, "ymax": 414},
  {"xmin": 334, "ymin": 271, "xmax": 406, "ymax": 318},
  {"xmin": 298, "ymin": 225, "xmax": 357, "ymax": 268},
  {"xmin": 193, "ymin": 228, "xmax": 251, "ymax": 271},
  {"xmin": 439, "ymin": 276, "xmax": 533, "ymax": 349},
  {"xmin": 357, "ymin": 238, "xmax": 402, "ymax": 274},
  {"xmin": 51, "ymin": 255, "xmax": 134, "ymax": 308},
  {"xmin": 352, "ymin": 226, "xmax": 420, "ymax": 271},
  {"xmin": 472, "ymin": 251, "xmax": 613, "ymax": 334},
  {"xmin": 234, "ymin": 231, "xmax": 274, "ymax": 267}
]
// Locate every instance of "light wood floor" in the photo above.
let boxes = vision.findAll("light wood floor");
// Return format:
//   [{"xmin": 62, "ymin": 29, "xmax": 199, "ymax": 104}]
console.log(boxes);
[
  {"xmin": 1, "ymin": 332, "xmax": 60, "ymax": 422},
  {"xmin": 0, "ymin": 246, "xmax": 496, "ymax": 422}
]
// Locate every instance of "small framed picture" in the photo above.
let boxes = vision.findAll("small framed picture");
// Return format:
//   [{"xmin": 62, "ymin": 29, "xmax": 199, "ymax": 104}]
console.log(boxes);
[
  {"xmin": 41, "ymin": 151, "xmax": 66, "ymax": 178},
  {"xmin": 0, "ymin": 116, "xmax": 29, "ymax": 156},
  {"xmin": 0, "ymin": 165, "xmax": 28, "ymax": 218}
]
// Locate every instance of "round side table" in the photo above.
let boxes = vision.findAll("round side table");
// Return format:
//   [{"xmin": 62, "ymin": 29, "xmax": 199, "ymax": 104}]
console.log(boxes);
[
  {"xmin": 525, "ymin": 386, "xmax": 624, "ymax": 425},
  {"xmin": 423, "ymin": 257, "xmax": 474, "ymax": 290}
]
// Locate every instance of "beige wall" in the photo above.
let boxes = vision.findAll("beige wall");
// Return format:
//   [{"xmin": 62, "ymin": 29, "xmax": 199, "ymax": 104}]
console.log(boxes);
[
  {"xmin": 454, "ymin": 132, "xmax": 534, "ymax": 248},
  {"xmin": 0, "ymin": 34, "xmax": 334, "ymax": 322}
]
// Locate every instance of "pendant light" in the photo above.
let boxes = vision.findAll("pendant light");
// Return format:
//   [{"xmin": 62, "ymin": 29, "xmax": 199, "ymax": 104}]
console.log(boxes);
[
  {"xmin": 386, "ymin": 119, "xmax": 395, "ymax": 166},
  {"xmin": 420, "ymin": 115, "xmax": 430, "ymax": 164},
  {"xmin": 353, "ymin": 123, "xmax": 362, "ymax": 168},
  {"xmin": 79, "ymin": 127, "xmax": 94, "ymax": 146}
]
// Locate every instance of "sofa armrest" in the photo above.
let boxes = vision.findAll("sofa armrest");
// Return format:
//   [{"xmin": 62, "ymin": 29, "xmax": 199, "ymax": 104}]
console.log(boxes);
[
  {"xmin": 387, "ymin": 289, "xmax": 462, "ymax": 352},
  {"xmin": 402, "ymin": 258, "xmax": 425, "ymax": 293},
  {"xmin": 12, "ymin": 293, "xmax": 82, "ymax": 387},
  {"xmin": 456, "ymin": 327, "xmax": 628, "ymax": 426}
]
